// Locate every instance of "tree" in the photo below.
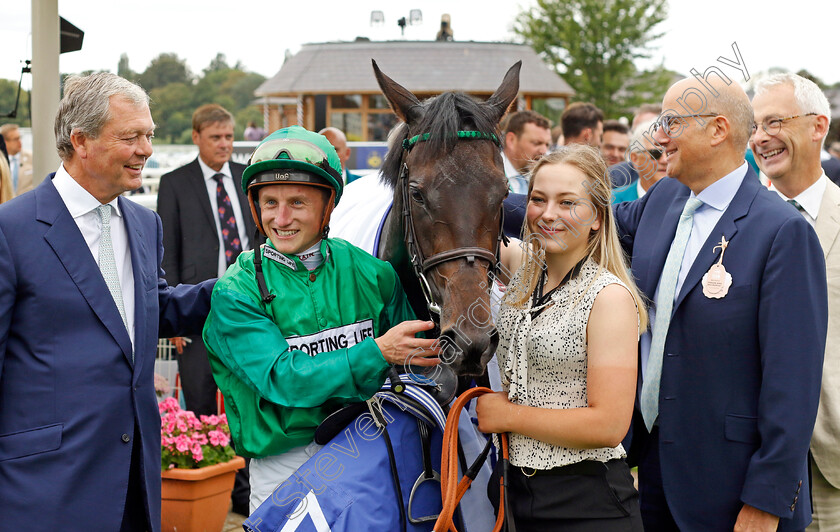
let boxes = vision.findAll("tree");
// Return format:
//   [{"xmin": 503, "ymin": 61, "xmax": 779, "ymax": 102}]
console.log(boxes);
[
  {"xmin": 0, "ymin": 78, "xmax": 31, "ymax": 126},
  {"xmin": 203, "ymin": 53, "xmax": 230, "ymax": 75},
  {"xmin": 148, "ymin": 82, "xmax": 194, "ymax": 143},
  {"xmin": 515, "ymin": 0, "xmax": 669, "ymax": 117},
  {"xmin": 137, "ymin": 53, "xmax": 192, "ymax": 92},
  {"xmin": 118, "ymin": 54, "xmax": 137, "ymax": 82}
]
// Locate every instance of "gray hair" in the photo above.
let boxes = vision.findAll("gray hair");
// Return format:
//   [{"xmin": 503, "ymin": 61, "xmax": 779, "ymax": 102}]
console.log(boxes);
[
  {"xmin": 55, "ymin": 72, "xmax": 150, "ymax": 160},
  {"xmin": 631, "ymin": 118, "xmax": 657, "ymax": 147},
  {"xmin": 754, "ymin": 73, "xmax": 832, "ymax": 127}
]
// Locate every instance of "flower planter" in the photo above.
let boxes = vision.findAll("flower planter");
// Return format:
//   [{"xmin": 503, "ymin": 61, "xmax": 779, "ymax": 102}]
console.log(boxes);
[{"xmin": 161, "ymin": 456, "xmax": 246, "ymax": 532}]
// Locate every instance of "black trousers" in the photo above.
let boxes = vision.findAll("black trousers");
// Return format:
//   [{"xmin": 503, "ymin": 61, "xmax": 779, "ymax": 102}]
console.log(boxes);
[
  {"xmin": 491, "ymin": 459, "xmax": 643, "ymax": 532},
  {"xmin": 177, "ymin": 336, "xmax": 251, "ymax": 513},
  {"xmin": 176, "ymin": 334, "xmax": 218, "ymax": 417}
]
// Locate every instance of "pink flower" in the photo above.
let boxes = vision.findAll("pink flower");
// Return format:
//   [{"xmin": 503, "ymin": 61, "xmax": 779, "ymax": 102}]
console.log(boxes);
[
  {"xmin": 191, "ymin": 443, "xmax": 204, "ymax": 462},
  {"xmin": 174, "ymin": 434, "xmax": 190, "ymax": 453}
]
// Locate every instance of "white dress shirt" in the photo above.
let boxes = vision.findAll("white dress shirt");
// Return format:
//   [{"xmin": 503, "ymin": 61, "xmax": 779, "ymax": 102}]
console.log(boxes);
[
  {"xmin": 640, "ymin": 163, "xmax": 748, "ymax": 376},
  {"xmin": 769, "ymin": 173, "xmax": 827, "ymax": 227},
  {"xmin": 53, "ymin": 165, "xmax": 135, "ymax": 349},
  {"xmin": 197, "ymin": 158, "xmax": 251, "ymax": 277},
  {"xmin": 501, "ymin": 152, "xmax": 530, "ymax": 194}
]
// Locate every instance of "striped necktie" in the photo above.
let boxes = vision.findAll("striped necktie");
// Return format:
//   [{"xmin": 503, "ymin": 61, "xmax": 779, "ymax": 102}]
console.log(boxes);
[
  {"xmin": 787, "ymin": 199, "xmax": 805, "ymax": 212},
  {"xmin": 641, "ymin": 196, "xmax": 704, "ymax": 431}
]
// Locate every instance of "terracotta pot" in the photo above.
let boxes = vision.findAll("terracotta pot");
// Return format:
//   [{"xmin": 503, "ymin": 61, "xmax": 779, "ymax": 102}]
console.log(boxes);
[{"xmin": 161, "ymin": 456, "xmax": 246, "ymax": 532}]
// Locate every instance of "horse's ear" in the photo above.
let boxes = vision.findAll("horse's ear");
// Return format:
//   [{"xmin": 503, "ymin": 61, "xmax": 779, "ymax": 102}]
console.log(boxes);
[
  {"xmin": 486, "ymin": 61, "xmax": 521, "ymax": 124},
  {"xmin": 372, "ymin": 59, "xmax": 424, "ymax": 125}
]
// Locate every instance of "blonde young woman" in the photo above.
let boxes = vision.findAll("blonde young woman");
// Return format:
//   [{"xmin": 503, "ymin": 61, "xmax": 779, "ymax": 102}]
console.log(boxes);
[
  {"xmin": 477, "ymin": 144, "xmax": 647, "ymax": 531},
  {"xmin": 0, "ymin": 154, "xmax": 13, "ymax": 204}
]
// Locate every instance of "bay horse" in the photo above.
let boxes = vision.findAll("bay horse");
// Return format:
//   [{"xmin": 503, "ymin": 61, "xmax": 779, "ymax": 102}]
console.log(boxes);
[{"xmin": 371, "ymin": 60, "xmax": 521, "ymax": 377}]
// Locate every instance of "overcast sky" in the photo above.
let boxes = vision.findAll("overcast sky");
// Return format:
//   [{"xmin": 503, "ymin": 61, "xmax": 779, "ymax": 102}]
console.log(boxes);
[{"xmin": 3, "ymin": 1, "xmax": 840, "ymax": 98}]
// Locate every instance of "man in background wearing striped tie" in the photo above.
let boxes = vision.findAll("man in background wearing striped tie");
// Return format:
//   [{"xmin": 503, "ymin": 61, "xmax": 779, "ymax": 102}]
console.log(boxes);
[{"xmin": 157, "ymin": 104, "xmax": 257, "ymax": 515}]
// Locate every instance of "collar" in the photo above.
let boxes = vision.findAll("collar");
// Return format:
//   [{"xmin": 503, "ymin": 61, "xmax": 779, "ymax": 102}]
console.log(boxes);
[
  {"xmin": 262, "ymin": 239, "xmax": 331, "ymax": 272},
  {"xmin": 198, "ymin": 157, "xmax": 231, "ymax": 181},
  {"xmin": 53, "ymin": 164, "xmax": 122, "ymax": 219},
  {"xmin": 501, "ymin": 152, "xmax": 521, "ymax": 179},
  {"xmin": 693, "ymin": 162, "xmax": 749, "ymax": 213},
  {"xmin": 636, "ymin": 179, "xmax": 646, "ymax": 199},
  {"xmin": 770, "ymin": 173, "xmax": 827, "ymax": 221}
]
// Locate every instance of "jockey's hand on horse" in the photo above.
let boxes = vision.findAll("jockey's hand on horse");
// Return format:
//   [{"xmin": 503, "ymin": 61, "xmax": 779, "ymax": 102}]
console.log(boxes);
[{"xmin": 375, "ymin": 320, "xmax": 441, "ymax": 367}]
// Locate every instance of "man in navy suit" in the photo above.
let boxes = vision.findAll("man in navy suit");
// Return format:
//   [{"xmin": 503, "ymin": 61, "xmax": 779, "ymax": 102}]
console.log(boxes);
[
  {"xmin": 615, "ymin": 77, "xmax": 827, "ymax": 530},
  {"xmin": 0, "ymin": 72, "xmax": 214, "ymax": 531}
]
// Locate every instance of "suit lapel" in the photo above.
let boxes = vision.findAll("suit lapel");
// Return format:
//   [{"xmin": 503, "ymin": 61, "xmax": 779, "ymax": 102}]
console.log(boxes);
[
  {"xmin": 815, "ymin": 180, "xmax": 840, "ymax": 257},
  {"xmin": 641, "ymin": 189, "xmax": 690, "ymax": 297},
  {"xmin": 673, "ymin": 175, "xmax": 759, "ymax": 310},
  {"xmin": 38, "ymin": 180, "xmax": 134, "ymax": 363},
  {"xmin": 121, "ymin": 197, "xmax": 153, "ymax": 373}
]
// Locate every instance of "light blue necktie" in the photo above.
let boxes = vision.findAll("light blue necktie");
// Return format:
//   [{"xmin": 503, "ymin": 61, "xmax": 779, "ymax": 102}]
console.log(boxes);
[
  {"xmin": 641, "ymin": 196, "xmax": 704, "ymax": 431},
  {"xmin": 96, "ymin": 205, "xmax": 129, "ymax": 335},
  {"xmin": 10, "ymin": 155, "xmax": 18, "ymax": 193}
]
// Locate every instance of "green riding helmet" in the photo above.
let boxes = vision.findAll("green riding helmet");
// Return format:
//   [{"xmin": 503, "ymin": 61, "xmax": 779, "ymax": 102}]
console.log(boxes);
[{"xmin": 243, "ymin": 125, "xmax": 345, "ymax": 236}]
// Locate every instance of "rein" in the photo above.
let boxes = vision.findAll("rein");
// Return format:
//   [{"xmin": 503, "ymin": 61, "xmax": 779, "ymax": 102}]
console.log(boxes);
[
  {"xmin": 399, "ymin": 131, "xmax": 509, "ymax": 319},
  {"xmin": 435, "ymin": 387, "xmax": 512, "ymax": 532}
]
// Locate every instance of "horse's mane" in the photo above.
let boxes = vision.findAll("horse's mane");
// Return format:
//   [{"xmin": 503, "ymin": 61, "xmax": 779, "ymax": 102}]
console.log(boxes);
[{"xmin": 379, "ymin": 92, "xmax": 500, "ymax": 189}]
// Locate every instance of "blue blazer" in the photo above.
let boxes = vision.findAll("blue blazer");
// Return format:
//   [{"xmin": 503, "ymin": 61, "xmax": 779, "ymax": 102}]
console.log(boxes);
[
  {"xmin": 0, "ymin": 176, "xmax": 214, "ymax": 531},
  {"xmin": 614, "ymin": 170, "xmax": 827, "ymax": 530}
]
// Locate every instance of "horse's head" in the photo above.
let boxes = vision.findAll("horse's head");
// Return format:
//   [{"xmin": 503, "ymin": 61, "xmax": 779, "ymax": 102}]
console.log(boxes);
[{"xmin": 373, "ymin": 60, "xmax": 520, "ymax": 376}]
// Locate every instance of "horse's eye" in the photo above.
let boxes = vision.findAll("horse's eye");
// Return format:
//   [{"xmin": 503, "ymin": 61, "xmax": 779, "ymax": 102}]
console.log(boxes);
[{"xmin": 410, "ymin": 188, "xmax": 425, "ymax": 204}]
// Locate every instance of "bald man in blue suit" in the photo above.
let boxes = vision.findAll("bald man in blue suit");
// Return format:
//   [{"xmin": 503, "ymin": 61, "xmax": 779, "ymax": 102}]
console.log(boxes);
[{"xmin": 615, "ymin": 78, "xmax": 826, "ymax": 531}]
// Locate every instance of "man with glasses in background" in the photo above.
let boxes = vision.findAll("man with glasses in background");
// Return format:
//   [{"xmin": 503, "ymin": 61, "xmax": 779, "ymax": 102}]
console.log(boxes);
[
  {"xmin": 751, "ymin": 73, "xmax": 840, "ymax": 531},
  {"xmin": 614, "ymin": 77, "xmax": 827, "ymax": 531},
  {"xmin": 612, "ymin": 119, "xmax": 668, "ymax": 203}
]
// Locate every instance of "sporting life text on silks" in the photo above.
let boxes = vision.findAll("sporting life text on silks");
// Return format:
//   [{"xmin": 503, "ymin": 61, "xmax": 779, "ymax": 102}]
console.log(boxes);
[{"xmin": 285, "ymin": 320, "xmax": 375, "ymax": 357}]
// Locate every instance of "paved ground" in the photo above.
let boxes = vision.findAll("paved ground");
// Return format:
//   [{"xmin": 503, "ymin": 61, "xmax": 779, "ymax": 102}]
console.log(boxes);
[{"xmin": 223, "ymin": 507, "xmax": 247, "ymax": 531}]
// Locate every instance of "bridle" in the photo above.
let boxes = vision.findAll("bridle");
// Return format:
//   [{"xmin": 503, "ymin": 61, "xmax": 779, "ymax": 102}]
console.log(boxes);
[{"xmin": 398, "ymin": 130, "xmax": 509, "ymax": 319}]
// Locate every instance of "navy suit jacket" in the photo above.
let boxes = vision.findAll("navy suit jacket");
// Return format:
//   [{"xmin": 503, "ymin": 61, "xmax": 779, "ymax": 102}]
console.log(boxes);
[
  {"xmin": 614, "ymin": 169, "xmax": 827, "ymax": 530},
  {"xmin": 0, "ymin": 176, "xmax": 214, "ymax": 531},
  {"xmin": 823, "ymin": 156, "xmax": 840, "ymax": 186},
  {"xmin": 158, "ymin": 158, "xmax": 255, "ymax": 286}
]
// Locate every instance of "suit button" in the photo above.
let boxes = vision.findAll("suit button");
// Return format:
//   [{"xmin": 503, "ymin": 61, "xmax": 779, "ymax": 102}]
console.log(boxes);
[
  {"xmin": 121, "ymin": 433, "xmax": 131, "ymax": 443},
  {"xmin": 309, "ymin": 273, "xmax": 316, "ymax": 282}
]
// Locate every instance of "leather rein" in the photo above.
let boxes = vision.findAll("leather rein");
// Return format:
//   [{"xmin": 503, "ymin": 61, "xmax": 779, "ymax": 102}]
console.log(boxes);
[{"xmin": 398, "ymin": 131, "xmax": 509, "ymax": 319}]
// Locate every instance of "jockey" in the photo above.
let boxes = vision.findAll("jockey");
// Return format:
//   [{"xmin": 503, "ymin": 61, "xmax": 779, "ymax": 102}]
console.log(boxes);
[{"xmin": 202, "ymin": 126, "xmax": 441, "ymax": 512}]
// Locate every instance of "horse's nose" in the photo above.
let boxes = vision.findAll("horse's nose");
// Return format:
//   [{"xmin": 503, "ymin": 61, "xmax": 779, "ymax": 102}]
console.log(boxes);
[{"xmin": 438, "ymin": 325, "xmax": 498, "ymax": 376}]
